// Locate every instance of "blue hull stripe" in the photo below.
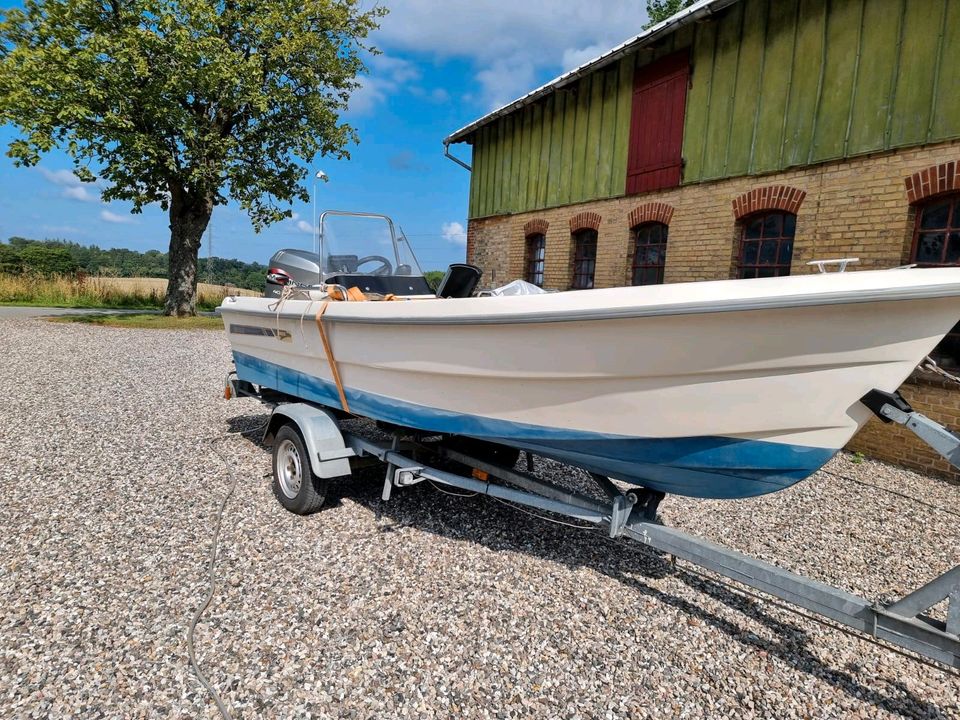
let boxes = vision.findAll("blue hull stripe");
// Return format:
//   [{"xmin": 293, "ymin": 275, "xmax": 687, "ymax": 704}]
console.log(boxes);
[{"xmin": 234, "ymin": 352, "xmax": 836, "ymax": 499}]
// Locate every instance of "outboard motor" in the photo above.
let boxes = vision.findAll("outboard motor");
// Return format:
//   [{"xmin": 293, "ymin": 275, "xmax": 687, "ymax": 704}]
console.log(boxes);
[{"xmin": 436, "ymin": 263, "xmax": 483, "ymax": 298}]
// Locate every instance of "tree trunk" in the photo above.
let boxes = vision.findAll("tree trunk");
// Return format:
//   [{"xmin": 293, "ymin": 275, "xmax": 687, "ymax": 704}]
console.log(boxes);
[{"xmin": 164, "ymin": 189, "xmax": 214, "ymax": 316}]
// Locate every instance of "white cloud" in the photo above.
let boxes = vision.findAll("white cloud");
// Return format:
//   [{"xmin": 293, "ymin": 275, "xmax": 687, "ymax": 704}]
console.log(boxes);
[
  {"xmin": 296, "ymin": 220, "xmax": 314, "ymax": 234},
  {"xmin": 350, "ymin": 52, "xmax": 451, "ymax": 114},
  {"xmin": 100, "ymin": 210, "xmax": 136, "ymax": 224},
  {"xmin": 35, "ymin": 166, "xmax": 102, "ymax": 202},
  {"xmin": 350, "ymin": 54, "xmax": 420, "ymax": 115},
  {"xmin": 476, "ymin": 59, "xmax": 538, "ymax": 111},
  {"xmin": 36, "ymin": 167, "xmax": 84, "ymax": 187},
  {"xmin": 63, "ymin": 185, "xmax": 98, "ymax": 203},
  {"xmin": 349, "ymin": 76, "xmax": 389, "ymax": 115},
  {"xmin": 441, "ymin": 221, "xmax": 467, "ymax": 246},
  {"xmin": 375, "ymin": 1, "xmax": 648, "ymax": 109},
  {"xmin": 369, "ymin": 54, "xmax": 421, "ymax": 84},
  {"xmin": 562, "ymin": 44, "xmax": 608, "ymax": 71}
]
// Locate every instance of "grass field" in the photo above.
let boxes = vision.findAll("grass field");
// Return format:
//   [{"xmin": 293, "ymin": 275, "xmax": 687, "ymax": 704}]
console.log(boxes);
[
  {"xmin": 49, "ymin": 313, "xmax": 224, "ymax": 330},
  {"xmin": 0, "ymin": 274, "xmax": 258, "ymax": 311}
]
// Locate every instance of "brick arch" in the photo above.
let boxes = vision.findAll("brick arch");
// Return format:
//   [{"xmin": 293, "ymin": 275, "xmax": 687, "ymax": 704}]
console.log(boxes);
[
  {"xmin": 732, "ymin": 185, "xmax": 807, "ymax": 220},
  {"xmin": 627, "ymin": 202, "xmax": 674, "ymax": 228},
  {"xmin": 523, "ymin": 218, "xmax": 549, "ymax": 237},
  {"xmin": 905, "ymin": 160, "xmax": 960, "ymax": 204},
  {"xmin": 569, "ymin": 211, "xmax": 602, "ymax": 232}
]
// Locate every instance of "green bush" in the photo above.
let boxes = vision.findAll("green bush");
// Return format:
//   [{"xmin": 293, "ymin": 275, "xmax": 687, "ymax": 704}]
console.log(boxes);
[
  {"xmin": 18, "ymin": 244, "xmax": 78, "ymax": 276},
  {"xmin": 0, "ymin": 244, "xmax": 22, "ymax": 274}
]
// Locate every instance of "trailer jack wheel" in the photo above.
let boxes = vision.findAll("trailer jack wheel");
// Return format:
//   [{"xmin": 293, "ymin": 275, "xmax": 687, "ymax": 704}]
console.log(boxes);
[{"xmin": 272, "ymin": 424, "xmax": 328, "ymax": 515}]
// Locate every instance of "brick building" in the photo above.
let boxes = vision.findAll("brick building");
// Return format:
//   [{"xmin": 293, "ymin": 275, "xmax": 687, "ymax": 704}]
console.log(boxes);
[{"xmin": 443, "ymin": 0, "xmax": 960, "ymax": 481}]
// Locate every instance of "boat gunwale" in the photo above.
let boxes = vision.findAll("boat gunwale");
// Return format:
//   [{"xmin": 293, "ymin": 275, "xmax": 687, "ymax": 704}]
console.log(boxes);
[{"xmin": 221, "ymin": 282, "xmax": 960, "ymax": 326}]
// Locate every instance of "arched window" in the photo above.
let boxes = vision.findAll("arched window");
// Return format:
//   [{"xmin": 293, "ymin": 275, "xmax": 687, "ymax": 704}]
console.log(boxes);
[
  {"xmin": 571, "ymin": 229, "xmax": 598, "ymax": 289},
  {"xmin": 737, "ymin": 211, "xmax": 796, "ymax": 279},
  {"xmin": 630, "ymin": 222, "xmax": 668, "ymax": 285},
  {"xmin": 524, "ymin": 233, "xmax": 546, "ymax": 287},
  {"xmin": 912, "ymin": 193, "xmax": 960, "ymax": 366},
  {"xmin": 912, "ymin": 193, "xmax": 960, "ymax": 265}
]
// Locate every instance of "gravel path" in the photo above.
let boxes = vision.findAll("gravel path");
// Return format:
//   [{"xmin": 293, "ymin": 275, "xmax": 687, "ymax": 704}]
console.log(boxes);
[{"xmin": 0, "ymin": 317, "xmax": 958, "ymax": 719}]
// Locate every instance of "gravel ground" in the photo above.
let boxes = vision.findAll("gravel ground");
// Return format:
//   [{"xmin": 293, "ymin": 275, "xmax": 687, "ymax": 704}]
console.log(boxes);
[{"xmin": 1, "ymin": 317, "xmax": 958, "ymax": 719}]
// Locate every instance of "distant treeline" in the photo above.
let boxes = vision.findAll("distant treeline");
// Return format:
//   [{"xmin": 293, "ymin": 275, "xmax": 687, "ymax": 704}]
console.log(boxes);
[{"xmin": 0, "ymin": 236, "xmax": 267, "ymax": 290}]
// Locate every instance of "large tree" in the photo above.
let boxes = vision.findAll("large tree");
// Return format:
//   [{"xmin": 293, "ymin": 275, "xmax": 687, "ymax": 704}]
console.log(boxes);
[
  {"xmin": 0, "ymin": 0, "xmax": 383, "ymax": 315},
  {"xmin": 644, "ymin": 0, "xmax": 696, "ymax": 28}
]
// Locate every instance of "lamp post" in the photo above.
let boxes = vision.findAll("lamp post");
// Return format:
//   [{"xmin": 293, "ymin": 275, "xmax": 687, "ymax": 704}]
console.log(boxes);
[{"xmin": 313, "ymin": 170, "xmax": 328, "ymax": 257}]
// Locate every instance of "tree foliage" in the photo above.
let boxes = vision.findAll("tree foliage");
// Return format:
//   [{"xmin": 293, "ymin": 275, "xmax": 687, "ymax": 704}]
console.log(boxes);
[
  {"xmin": 17, "ymin": 244, "xmax": 79, "ymax": 276},
  {"xmin": 0, "ymin": 0, "xmax": 383, "ymax": 314},
  {"xmin": 423, "ymin": 270, "xmax": 445, "ymax": 292},
  {"xmin": 644, "ymin": 0, "xmax": 697, "ymax": 28},
  {"xmin": 0, "ymin": 243, "xmax": 23, "ymax": 274}
]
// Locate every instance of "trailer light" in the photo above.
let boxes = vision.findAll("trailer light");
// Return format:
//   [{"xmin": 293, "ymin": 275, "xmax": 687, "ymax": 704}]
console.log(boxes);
[
  {"xmin": 394, "ymin": 467, "xmax": 423, "ymax": 486},
  {"xmin": 472, "ymin": 469, "xmax": 489, "ymax": 481}
]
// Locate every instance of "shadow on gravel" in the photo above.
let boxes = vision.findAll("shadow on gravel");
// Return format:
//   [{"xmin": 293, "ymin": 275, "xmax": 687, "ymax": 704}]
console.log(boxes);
[{"xmin": 225, "ymin": 413, "xmax": 952, "ymax": 720}]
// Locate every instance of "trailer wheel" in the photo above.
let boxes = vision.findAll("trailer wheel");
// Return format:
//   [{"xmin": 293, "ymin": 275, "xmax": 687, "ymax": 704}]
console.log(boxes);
[{"xmin": 272, "ymin": 424, "xmax": 327, "ymax": 515}]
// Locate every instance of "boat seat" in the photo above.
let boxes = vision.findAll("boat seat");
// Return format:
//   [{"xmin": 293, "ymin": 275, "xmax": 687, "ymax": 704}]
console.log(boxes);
[{"xmin": 436, "ymin": 263, "xmax": 483, "ymax": 298}]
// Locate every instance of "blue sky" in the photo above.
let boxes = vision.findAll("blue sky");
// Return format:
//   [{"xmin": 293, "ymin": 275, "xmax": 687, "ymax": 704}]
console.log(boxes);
[{"xmin": 0, "ymin": 1, "xmax": 650, "ymax": 271}]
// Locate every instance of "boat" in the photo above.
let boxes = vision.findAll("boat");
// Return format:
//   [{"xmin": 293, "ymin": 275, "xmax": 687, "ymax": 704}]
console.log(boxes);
[{"xmin": 218, "ymin": 212, "xmax": 960, "ymax": 500}]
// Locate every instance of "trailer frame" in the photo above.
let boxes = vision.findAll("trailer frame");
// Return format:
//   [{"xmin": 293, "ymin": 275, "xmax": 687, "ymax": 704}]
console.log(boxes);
[{"xmin": 228, "ymin": 376, "xmax": 960, "ymax": 672}]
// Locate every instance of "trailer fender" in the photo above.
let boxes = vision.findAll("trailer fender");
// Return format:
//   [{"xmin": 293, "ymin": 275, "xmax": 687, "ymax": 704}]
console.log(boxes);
[{"xmin": 263, "ymin": 403, "xmax": 353, "ymax": 479}]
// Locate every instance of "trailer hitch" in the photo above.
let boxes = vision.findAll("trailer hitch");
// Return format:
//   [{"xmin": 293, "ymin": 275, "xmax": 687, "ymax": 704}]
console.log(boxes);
[{"xmin": 861, "ymin": 389, "xmax": 960, "ymax": 469}]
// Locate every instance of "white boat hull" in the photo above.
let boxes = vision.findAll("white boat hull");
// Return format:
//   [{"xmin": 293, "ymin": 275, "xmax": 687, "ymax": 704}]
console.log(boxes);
[{"xmin": 219, "ymin": 269, "xmax": 960, "ymax": 499}]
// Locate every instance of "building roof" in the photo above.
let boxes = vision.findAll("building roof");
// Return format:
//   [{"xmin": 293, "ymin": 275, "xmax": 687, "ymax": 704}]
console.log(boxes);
[{"xmin": 443, "ymin": 0, "xmax": 741, "ymax": 146}]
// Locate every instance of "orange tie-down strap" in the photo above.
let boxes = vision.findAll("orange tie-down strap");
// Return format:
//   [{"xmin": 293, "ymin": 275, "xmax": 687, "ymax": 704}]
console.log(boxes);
[
  {"xmin": 315, "ymin": 288, "xmax": 401, "ymax": 412},
  {"xmin": 315, "ymin": 302, "xmax": 351, "ymax": 413},
  {"xmin": 327, "ymin": 285, "xmax": 399, "ymax": 302}
]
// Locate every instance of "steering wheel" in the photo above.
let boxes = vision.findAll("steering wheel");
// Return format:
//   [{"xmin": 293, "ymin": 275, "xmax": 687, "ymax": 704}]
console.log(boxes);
[{"xmin": 356, "ymin": 255, "xmax": 394, "ymax": 276}]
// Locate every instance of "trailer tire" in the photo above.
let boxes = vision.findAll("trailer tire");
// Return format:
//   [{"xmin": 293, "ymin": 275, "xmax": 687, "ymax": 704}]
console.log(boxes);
[{"xmin": 272, "ymin": 424, "xmax": 327, "ymax": 515}]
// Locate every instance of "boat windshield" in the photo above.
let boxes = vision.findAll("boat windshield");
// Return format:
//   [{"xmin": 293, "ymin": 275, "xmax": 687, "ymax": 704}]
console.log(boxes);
[{"xmin": 319, "ymin": 212, "xmax": 424, "ymax": 281}]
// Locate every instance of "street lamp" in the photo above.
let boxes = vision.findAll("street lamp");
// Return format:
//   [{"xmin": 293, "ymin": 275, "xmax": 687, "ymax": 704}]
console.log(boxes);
[{"xmin": 313, "ymin": 170, "xmax": 328, "ymax": 256}]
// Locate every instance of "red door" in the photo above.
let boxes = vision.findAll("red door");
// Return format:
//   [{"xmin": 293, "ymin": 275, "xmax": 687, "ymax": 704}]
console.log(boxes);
[{"xmin": 626, "ymin": 51, "xmax": 689, "ymax": 195}]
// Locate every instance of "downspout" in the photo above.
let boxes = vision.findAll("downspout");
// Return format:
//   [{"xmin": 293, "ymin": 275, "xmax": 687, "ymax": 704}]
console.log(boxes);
[{"xmin": 443, "ymin": 141, "xmax": 472, "ymax": 171}]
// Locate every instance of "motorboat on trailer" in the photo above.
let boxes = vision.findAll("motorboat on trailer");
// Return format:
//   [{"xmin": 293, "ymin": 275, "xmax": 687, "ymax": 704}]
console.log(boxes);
[{"xmin": 219, "ymin": 211, "xmax": 960, "ymax": 500}]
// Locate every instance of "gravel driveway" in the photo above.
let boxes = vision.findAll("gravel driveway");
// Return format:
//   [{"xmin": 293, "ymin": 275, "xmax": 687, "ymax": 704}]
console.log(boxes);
[{"xmin": 1, "ymin": 317, "xmax": 958, "ymax": 719}]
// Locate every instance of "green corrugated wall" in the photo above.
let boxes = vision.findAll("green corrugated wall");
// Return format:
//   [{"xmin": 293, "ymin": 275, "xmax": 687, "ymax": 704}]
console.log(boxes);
[
  {"xmin": 468, "ymin": 55, "xmax": 634, "ymax": 220},
  {"xmin": 683, "ymin": 0, "xmax": 960, "ymax": 181},
  {"xmin": 467, "ymin": 0, "xmax": 960, "ymax": 218}
]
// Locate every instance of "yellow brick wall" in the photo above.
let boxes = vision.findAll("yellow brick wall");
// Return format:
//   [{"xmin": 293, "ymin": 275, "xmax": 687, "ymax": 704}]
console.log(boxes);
[
  {"xmin": 466, "ymin": 140, "xmax": 960, "ymax": 482},
  {"xmin": 847, "ymin": 377, "xmax": 960, "ymax": 484},
  {"xmin": 468, "ymin": 141, "xmax": 960, "ymax": 289}
]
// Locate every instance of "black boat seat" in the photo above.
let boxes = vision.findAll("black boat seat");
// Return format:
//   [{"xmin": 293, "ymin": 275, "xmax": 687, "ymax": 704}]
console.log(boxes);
[{"xmin": 436, "ymin": 263, "xmax": 483, "ymax": 298}]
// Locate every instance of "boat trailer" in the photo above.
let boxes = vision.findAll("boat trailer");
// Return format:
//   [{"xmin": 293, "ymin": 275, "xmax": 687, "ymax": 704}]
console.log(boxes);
[{"xmin": 230, "ymin": 377, "xmax": 960, "ymax": 672}]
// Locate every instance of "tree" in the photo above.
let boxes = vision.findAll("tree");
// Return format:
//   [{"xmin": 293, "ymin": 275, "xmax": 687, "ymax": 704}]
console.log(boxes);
[
  {"xmin": 0, "ymin": 0, "xmax": 383, "ymax": 315},
  {"xmin": 644, "ymin": 0, "xmax": 696, "ymax": 28},
  {"xmin": 423, "ymin": 270, "xmax": 445, "ymax": 292},
  {"xmin": 0, "ymin": 243, "xmax": 23, "ymax": 274},
  {"xmin": 18, "ymin": 245, "xmax": 78, "ymax": 276}
]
